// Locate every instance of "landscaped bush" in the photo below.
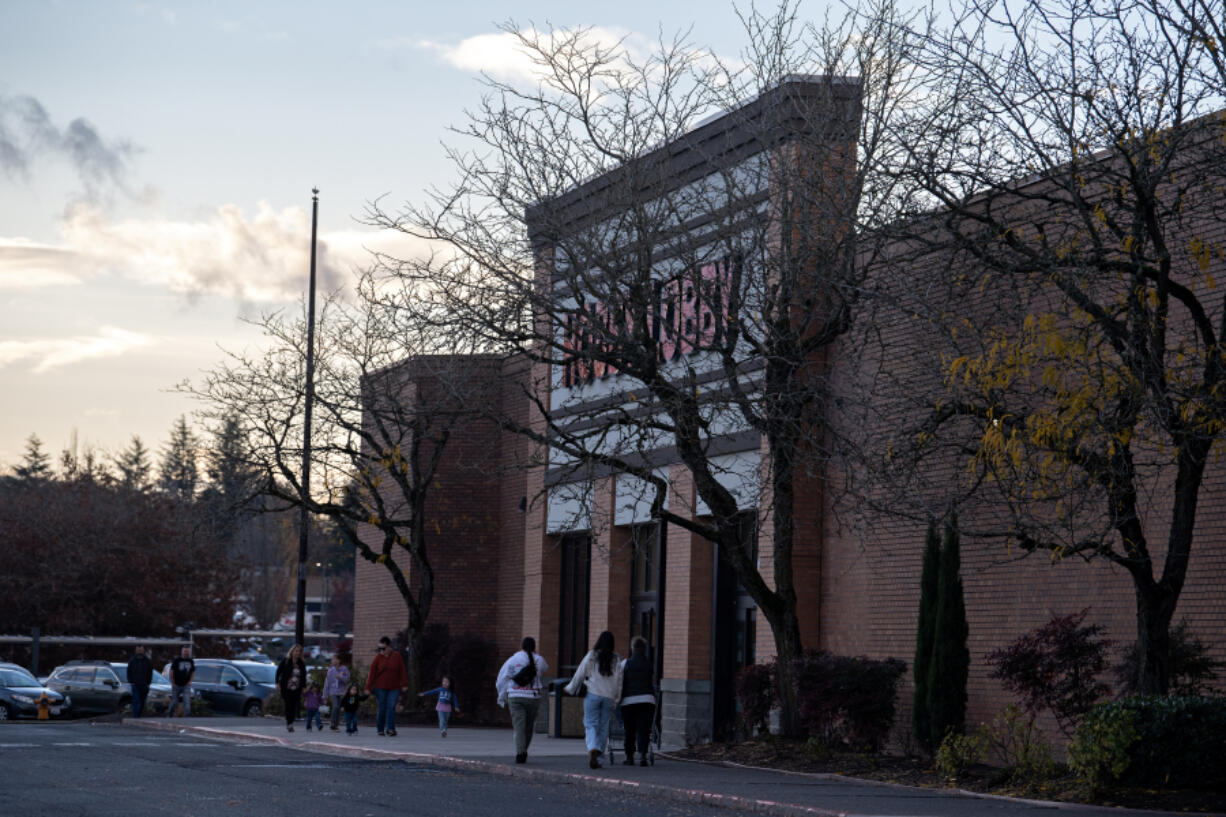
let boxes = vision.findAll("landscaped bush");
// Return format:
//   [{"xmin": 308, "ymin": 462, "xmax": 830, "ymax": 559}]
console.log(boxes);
[
  {"xmin": 934, "ymin": 727, "xmax": 988, "ymax": 783},
  {"xmin": 1114, "ymin": 619, "xmax": 1224, "ymax": 697},
  {"xmin": 734, "ymin": 660, "xmax": 776, "ymax": 737},
  {"xmin": 984, "ymin": 704, "xmax": 1055, "ymax": 781},
  {"xmin": 1069, "ymin": 696, "xmax": 1226, "ymax": 790},
  {"xmin": 986, "ymin": 608, "xmax": 1112, "ymax": 735},
  {"xmin": 791, "ymin": 650, "xmax": 907, "ymax": 751}
]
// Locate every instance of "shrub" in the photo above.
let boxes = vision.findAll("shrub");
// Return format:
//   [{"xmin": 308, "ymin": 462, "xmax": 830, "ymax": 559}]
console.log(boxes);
[
  {"xmin": 934, "ymin": 726, "xmax": 987, "ymax": 783},
  {"xmin": 734, "ymin": 660, "xmax": 776, "ymax": 737},
  {"xmin": 986, "ymin": 607, "xmax": 1112, "ymax": 735},
  {"xmin": 416, "ymin": 623, "xmax": 497, "ymax": 717},
  {"xmin": 984, "ymin": 704, "xmax": 1055, "ymax": 781},
  {"xmin": 792, "ymin": 650, "xmax": 907, "ymax": 752},
  {"xmin": 1114, "ymin": 619, "xmax": 1223, "ymax": 697},
  {"xmin": 1069, "ymin": 696, "xmax": 1226, "ymax": 790}
]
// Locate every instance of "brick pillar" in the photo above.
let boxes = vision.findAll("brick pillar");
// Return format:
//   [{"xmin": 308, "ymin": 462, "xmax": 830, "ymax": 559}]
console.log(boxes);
[
  {"xmin": 588, "ymin": 477, "xmax": 631, "ymax": 645},
  {"xmin": 660, "ymin": 463, "xmax": 716, "ymax": 746}
]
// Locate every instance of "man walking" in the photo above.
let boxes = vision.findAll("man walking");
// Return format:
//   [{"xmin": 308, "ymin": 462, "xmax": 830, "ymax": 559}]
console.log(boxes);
[
  {"xmin": 167, "ymin": 646, "xmax": 195, "ymax": 717},
  {"xmin": 126, "ymin": 645, "xmax": 154, "ymax": 718}
]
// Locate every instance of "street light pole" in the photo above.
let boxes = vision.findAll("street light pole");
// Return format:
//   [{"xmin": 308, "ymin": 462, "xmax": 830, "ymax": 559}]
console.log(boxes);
[{"xmin": 295, "ymin": 188, "xmax": 319, "ymax": 648}]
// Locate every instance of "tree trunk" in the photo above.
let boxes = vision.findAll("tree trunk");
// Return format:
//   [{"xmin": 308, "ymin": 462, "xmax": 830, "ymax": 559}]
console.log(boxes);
[
  {"xmin": 1134, "ymin": 584, "xmax": 1176, "ymax": 694},
  {"xmin": 762, "ymin": 603, "xmax": 805, "ymax": 737},
  {"xmin": 404, "ymin": 621, "xmax": 424, "ymax": 702}
]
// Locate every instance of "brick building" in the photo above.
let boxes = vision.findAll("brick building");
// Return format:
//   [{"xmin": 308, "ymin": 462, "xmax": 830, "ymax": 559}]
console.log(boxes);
[{"xmin": 354, "ymin": 77, "xmax": 1226, "ymax": 748}]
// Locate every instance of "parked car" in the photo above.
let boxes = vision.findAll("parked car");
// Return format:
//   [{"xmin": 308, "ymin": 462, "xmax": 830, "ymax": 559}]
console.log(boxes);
[
  {"xmin": 232, "ymin": 649, "xmax": 273, "ymax": 664},
  {"xmin": 108, "ymin": 663, "xmax": 174, "ymax": 715},
  {"xmin": 44, "ymin": 660, "xmax": 129, "ymax": 715},
  {"xmin": 0, "ymin": 662, "xmax": 70, "ymax": 720},
  {"xmin": 191, "ymin": 659, "xmax": 277, "ymax": 717}
]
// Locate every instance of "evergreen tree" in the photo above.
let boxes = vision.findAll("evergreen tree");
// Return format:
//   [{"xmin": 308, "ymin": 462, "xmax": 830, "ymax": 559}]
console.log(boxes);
[
  {"xmin": 912, "ymin": 519, "xmax": 941, "ymax": 754},
  {"xmin": 201, "ymin": 413, "xmax": 260, "ymax": 545},
  {"xmin": 927, "ymin": 515, "xmax": 970, "ymax": 749},
  {"xmin": 115, "ymin": 435, "xmax": 153, "ymax": 492},
  {"xmin": 159, "ymin": 416, "xmax": 199, "ymax": 502},
  {"xmin": 14, "ymin": 434, "xmax": 52, "ymax": 481}
]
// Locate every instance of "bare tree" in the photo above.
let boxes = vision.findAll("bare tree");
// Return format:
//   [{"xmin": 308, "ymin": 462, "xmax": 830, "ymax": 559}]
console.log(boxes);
[
  {"xmin": 366, "ymin": 1, "xmax": 928, "ymax": 735},
  {"xmin": 877, "ymin": 0, "xmax": 1226, "ymax": 694},
  {"xmin": 183, "ymin": 272, "xmax": 499, "ymax": 693}
]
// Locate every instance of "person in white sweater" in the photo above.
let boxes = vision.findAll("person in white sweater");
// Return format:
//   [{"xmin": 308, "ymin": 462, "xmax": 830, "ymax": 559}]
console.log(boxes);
[
  {"xmin": 564, "ymin": 630, "xmax": 623, "ymax": 769},
  {"xmin": 495, "ymin": 636, "xmax": 549, "ymax": 764}
]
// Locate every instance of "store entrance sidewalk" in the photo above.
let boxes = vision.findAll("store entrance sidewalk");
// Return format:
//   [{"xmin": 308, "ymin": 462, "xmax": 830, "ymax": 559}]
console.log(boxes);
[{"xmin": 126, "ymin": 717, "xmax": 1209, "ymax": 817}]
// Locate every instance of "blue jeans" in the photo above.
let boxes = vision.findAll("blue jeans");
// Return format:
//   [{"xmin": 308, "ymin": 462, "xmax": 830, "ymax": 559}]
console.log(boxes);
[
  {"xmin": 583, "ymin": 693, "xmax": 616, "ymax": 752},
  {"xmin": 130, "ymin": 686, "xmax": 147, "ymax": 718},
  {"xmin": 305, "ymin": 708, "xmax": 322, "ymax": 729},
  {"xmin": 345, "ymin": 711, "xmax": 359, "ymax": 733},
  {"xmin": 437, "ymin": 709, "xmax": 451, "ymax": 732},
  {"xmin": 373, "ymin": 688, "xmax": 399, "ymax": 733},
  {"xmin": 169, "ymin": 685, "xmax": 191, "ymax": 717}
]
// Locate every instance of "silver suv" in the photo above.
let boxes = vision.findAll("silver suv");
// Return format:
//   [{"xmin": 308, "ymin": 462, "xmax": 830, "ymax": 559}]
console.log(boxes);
[{"xmin": 45, "ymin": 660, "xmax": 129, "ymax": 715}]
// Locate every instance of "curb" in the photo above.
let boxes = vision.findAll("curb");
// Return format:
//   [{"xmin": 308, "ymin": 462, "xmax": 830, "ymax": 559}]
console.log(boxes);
[{"xmin": 124, "ymin": 720, "xmax": 858, "ymax": 817}]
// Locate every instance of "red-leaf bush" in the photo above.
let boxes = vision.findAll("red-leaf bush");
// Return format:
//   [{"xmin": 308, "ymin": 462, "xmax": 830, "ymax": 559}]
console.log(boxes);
[
  {"xmin": 986, "ymin": 608, "xmax": 1112, "ymax": 735},
  {"xmin": 791, "ymin": 650, "xmax": 908, "ymax": 751}
]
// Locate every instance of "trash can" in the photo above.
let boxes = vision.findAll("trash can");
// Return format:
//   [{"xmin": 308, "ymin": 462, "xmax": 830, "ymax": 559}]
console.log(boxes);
[{"xmin": 547, "ymin": 678, "xmax": 585, "ymax": 738}]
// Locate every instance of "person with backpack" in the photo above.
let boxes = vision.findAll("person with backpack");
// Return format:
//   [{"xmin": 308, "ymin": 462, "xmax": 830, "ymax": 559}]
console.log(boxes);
[
  {"xmin": 618, "ymin": 636, "xmax": 657, "ymax": 766},
  {"xmin": 565, "ymin": 630, "xmax": 623, "ymax": 769},
  {"xmin": 495, "ymin": 636, "xmax": 548, "ymax": 764}
]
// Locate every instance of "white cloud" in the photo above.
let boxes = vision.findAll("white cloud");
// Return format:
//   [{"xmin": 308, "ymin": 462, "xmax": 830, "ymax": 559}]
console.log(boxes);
[
  {"xmin": 414, "ymin": 27, "xmax": 638, "ymax": 83},
  {"xmin": 0, "ymin": 326, "xmax": 154, "ymax": 373},
  {"xmin": 0, "ymin": 238, "xmax": 89, "ymax": 289},
  {"xmin": 0, "ymin": 203, "xmax": 438, "ymax": 303}
]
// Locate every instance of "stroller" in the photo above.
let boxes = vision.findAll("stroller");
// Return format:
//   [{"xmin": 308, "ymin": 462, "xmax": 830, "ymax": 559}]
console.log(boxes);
[{"xmin": 605, "ymin": 690, "xmax": 661, "ymax": 766}]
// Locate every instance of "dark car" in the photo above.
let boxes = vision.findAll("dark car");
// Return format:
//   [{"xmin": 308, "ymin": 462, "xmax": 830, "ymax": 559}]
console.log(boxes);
[
  {"xmin": 109, "ymin": 663, "xmax": 174, "ymax": 715},
  {"xmin": 192, "ymin": 659, "xmax": 276, "ymax": 717},
  {"xmin": 45, "ymin": 660, "xmax": 130, "ymax": 715},
  {"xmin": 0, "ymin": 661, "xmax": 70, "ymax": 720}
]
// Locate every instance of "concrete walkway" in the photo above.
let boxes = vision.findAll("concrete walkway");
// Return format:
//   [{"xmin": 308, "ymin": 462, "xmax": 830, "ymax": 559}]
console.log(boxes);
[{"xmin": 126, "ymin": 716, "xmax": 1218, "ymax": 817}]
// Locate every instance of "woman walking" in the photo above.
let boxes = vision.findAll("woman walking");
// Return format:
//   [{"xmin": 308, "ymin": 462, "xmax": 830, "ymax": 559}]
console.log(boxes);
[
  {"xmin": 365, "ymin": 635, "xmax": 407, "ymax": 736},
  {"xmin": 495, "ymin": 636, "xmax": 549, "ymax": 764},
  {"xmin": 565, "ymin": 630, "xmax": 623, "ymax": 769},
  {"xmin": 619, "ymin": 636, "xmax": 657, "ymax": 766},
  {"xmin": 275, "ymin": 643, "xmax": 307, "ymax": 732},
  {"xmin": 323, "ymin": 654, "xmax": 350, "ymax": 731}
]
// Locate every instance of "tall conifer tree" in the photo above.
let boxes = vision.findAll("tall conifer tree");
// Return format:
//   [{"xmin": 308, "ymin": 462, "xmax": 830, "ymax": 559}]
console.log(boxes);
[
  {"xmin": 912, "ymin": 519, "xmax": 941, "ymax": 753},
  {"xmin": 927, "ymin": 514, "xmax": 969, "ymax": 748}
]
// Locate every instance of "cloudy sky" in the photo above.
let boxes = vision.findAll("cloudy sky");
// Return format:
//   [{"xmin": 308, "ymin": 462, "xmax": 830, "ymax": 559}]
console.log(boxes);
[{"xmin": 0, "ymin": 0, "xmax": 756, "ymax": 472}]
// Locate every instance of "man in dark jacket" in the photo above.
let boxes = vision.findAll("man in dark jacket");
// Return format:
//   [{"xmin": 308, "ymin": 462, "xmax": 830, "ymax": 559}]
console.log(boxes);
[
  {"xmin": 126, "ymin": 645, "xmax": 154, "ymax": 718},
  {"xmin": 167, "ymin": 646, "xmax": 195, "ymax": 717}
]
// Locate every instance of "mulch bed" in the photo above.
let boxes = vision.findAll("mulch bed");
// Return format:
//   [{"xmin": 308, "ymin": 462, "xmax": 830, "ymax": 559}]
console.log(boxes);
[{"xmin": 673, "ymin": 739, "xmax": 1226, "ymax": 814}]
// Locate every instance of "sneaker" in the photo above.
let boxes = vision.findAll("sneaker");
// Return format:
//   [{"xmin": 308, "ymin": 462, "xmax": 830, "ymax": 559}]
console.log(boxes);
[
  {"xmin": 387, "ymin": 730, "xmax": 397, "ymax": 737},
  {"xmin": 287, "ymin": 725, "xmax": 294, "ymax": 733},
  {"xmin": 589, "ymin": 749, "xmax": 601, "ymax": 769},
  {"xmin": 515, "ymin": 753, "xmax": 527, "ymax": 764},
  {"xmin": 441, "ymin": 730, "xmax": 447, "ymax": 738}
]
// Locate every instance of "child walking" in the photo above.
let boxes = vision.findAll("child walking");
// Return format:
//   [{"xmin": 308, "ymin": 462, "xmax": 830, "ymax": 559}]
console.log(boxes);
[
  {"xmin": 303, "ymin": 681, "xmax": 324, "ymax": 731},
  {"xmin": 340, "ymin": 682, "xmax": 367, "ymax": 735},
  {"xmin": 419, "ymin": 676, "xmax": 461, "ymax": 737}
]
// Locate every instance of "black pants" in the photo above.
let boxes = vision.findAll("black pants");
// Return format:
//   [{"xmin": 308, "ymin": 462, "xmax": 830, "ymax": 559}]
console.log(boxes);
[
  {"xmin": 283, "ymin": 690, "xmax": 301, "ymax": 725},
  {"xmin": 622, "ymin": 702, "xmax": 655, "ymax": 756}
]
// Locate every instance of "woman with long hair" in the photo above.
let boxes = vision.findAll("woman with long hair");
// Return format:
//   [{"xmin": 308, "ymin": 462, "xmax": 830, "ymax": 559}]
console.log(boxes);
[
  {"xmin": 275, "ymin": 643, "xmax": 307, "ymax": 732},
  {"xmin": 495, "ymin": 636, "xmax": 548, "ymax": 763},
  {"xmin": 565, "ymin": 630, "xmax": 623, "ymax": 769}
]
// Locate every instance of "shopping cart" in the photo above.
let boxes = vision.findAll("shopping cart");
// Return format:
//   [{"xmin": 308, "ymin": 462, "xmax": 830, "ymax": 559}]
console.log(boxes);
[{"xmin": 605, "ymin": 691, "xmax": 660, "ymax": 766}]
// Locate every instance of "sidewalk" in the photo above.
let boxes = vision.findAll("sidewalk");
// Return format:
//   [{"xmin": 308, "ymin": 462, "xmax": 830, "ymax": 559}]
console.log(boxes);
[{"xmin": 126, "ymin": 716, "xmax": 1213, "ymax": 817}]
